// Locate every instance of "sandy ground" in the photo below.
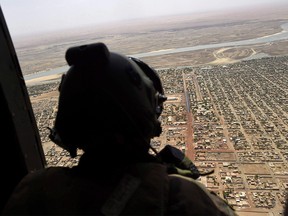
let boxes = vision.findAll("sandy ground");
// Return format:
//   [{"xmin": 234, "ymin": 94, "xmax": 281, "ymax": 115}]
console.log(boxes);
[{"xmin": 25, "ymin": 74, "xmax": 63, "ymax": 85}]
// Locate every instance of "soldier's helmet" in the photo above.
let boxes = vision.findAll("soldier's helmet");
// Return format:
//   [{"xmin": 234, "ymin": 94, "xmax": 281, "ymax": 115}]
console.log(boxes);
[{"xmin": 49, "ymin": 43, "xmax": 167, "ymax": 157}]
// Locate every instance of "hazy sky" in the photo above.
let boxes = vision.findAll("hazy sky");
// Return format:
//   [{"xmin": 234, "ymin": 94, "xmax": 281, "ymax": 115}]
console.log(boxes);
[{"xmin": 0, "ymin": 0, "xmax": 287, "ymax": 36}]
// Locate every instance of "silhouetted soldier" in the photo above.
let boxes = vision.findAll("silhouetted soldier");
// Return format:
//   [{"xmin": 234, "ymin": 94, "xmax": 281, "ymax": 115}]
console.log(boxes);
[{"xmin": 3, "ymin": 42, "xmax": 237, "ymax": 215}]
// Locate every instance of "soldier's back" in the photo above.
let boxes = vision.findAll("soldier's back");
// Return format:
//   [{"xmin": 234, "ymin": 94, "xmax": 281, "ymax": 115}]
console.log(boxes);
[{"xmin": 3, "ymin": 163, "xmax": 236, "ymax": 215}]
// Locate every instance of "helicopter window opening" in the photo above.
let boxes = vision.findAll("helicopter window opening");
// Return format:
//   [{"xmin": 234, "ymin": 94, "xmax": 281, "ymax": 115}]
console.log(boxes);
[{"xmin": 1, "ymin": 1, "xmax": 288, "ymax": 214}]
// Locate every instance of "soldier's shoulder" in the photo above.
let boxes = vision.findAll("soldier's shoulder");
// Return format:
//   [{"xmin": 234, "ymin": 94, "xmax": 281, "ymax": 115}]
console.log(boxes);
[{"xmin": 11, "ymin": 166, "xmax": 72, "ymax": 193}]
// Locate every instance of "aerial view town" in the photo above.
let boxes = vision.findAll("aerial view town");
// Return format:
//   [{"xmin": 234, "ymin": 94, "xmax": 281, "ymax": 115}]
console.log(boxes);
[
  {"xmin": 28, "ymin": 56, "xmax": 288, "ymax": 215},
  {"xmin": 16, "ymin": 5, "xmax": 288, "ymax": 216}
]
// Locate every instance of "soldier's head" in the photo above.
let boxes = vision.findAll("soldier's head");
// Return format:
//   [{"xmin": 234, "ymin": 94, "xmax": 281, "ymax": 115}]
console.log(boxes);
[{"xmin": 50, "ymin": 43, "xmax": 167, "ymax": 157}]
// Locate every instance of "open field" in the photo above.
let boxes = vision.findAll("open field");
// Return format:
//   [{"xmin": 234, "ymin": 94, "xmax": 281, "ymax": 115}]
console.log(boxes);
[{"xmin": 242, "ymin": 164, "xmax": 271, "ymax": 175}]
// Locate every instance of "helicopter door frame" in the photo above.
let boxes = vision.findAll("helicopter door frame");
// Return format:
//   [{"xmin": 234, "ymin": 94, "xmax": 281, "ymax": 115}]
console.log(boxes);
[{"xmin": 0, "ymin": 6, "xmax": 46, "ymax": 211}]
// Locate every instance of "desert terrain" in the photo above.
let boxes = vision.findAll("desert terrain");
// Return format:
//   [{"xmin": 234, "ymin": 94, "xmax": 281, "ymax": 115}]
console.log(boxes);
[{"xmin": 15, "ymin": 4, "xmax": 288, "ymax": 78}]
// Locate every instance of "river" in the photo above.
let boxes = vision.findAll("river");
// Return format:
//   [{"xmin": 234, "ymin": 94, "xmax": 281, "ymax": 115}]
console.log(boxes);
[{"xmin": 24, "ymin": 23, "xmax": 288, "ymax": 81}]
